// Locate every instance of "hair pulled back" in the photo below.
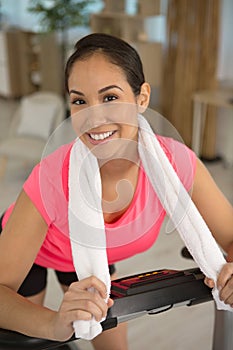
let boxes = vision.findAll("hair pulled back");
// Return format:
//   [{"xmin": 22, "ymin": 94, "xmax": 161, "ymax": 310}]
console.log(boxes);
[{"xmin": 65, "ymin": 33, "xmax": 145, "ymax": 96}]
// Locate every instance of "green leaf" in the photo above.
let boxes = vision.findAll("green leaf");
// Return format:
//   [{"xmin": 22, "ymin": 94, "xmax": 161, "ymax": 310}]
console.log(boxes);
[{"xmin": 27, "ymin": 0, "xmax": 96, "ymax": 32}]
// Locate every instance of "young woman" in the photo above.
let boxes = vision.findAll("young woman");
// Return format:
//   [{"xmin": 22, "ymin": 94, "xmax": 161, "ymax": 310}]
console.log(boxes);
[{"xmin": 0, "ymin": 33, "xmax": 232, "ymax": 350}]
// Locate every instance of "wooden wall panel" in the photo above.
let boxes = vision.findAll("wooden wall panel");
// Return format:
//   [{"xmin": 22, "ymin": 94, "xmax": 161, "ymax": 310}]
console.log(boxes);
[{"xmin": 160, "ymin": 0, "xmax": 220, "ymax": 157}]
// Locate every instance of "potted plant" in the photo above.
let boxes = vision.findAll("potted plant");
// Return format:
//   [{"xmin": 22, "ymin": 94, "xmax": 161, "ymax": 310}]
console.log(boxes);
[{"xmin": 28, "ymin": 0, "xmax": 96, "ymax": 66}]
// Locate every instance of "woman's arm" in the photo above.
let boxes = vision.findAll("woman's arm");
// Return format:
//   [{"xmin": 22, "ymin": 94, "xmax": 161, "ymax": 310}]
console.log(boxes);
[
  {"xmin": 192, "ymin": 158, "xmax": 233, "ymax": 305},
  {"xmin": 192, "ymin": 158, "xmax": 233, "ymax": 254},
  {"xmin": 0, "ymin": 190, "xmax": 111, "ymax": 340},
  {"xmin": 0, "ymin": 190, "xmax": 48, "ymax": 291}
]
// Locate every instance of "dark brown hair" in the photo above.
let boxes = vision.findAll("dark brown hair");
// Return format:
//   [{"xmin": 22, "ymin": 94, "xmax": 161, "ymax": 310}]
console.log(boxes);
[{"xmin": 65, "ymin": 33, "xmax": 145, "ymax": 96}]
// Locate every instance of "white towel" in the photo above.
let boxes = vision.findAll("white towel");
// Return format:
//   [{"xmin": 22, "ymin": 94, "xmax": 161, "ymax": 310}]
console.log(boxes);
[
  {"xmin": 69, "ymin": 139, "xmax": 111, "ymax": 340},
  {"xmin": 68, "ymin": 114, "xmax": 232, "ymax": 340},
  {"xmin": 137, "ymin": 115, "xmax": 232, "ymax": 311}
]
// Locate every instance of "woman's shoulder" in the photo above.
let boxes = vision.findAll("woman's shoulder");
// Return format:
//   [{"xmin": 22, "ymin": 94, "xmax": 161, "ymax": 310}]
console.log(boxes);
[
  {"xmin": 156, "ymin": 134, "xmax": 186, "ymax": 150},
  {"xmin": 24, "ymin": 141, "xmax": 74, "ymax": 196},
  {"xmin": 155, "ymin": 135, "xmax": 197, "ymax": 190},
  {"xmin": 156, "ymin": 135, "xmax": 195, "ymax": 162},
  {"xmin": 36, "ymin": 141, "xmax": 73, "ymax": 178},
  {"xmin": 40, "ymin": 141, "xmax": 74, "ymax": 165},
  {"xmin": 22, "ymin": 141, "xmax": 74, "ymax": 224}
]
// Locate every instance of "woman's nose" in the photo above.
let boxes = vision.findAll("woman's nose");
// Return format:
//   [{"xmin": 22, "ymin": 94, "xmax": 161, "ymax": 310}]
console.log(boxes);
[
  {"xmin": 87, "ymin": 104, "xmax": 109, "ymax": 129},
  {"xmin": 71, "ymin": 104, "xmax": 110, "ymax": 136}
]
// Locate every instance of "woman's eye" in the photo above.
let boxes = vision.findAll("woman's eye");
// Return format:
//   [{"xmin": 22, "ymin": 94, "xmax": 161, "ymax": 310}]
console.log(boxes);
[
  {"xmin": 71, "ymin": 99, "xmax": 86, "ymax": 105},
  {"xmin": 103, "ymin": 95, "xmax": 117, "ymax": 102}
]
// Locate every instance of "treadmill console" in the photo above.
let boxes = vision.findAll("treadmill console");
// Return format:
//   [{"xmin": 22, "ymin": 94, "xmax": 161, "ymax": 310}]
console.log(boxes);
[{"xmin": 108, "ymin": 267, "xmax": 212, "ymax": 318}]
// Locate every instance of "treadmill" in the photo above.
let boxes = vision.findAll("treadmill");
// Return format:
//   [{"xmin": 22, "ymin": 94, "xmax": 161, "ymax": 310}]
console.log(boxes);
[{"xmin": 0, "ymin": 267, "xmax": 232, "ymax": 350}]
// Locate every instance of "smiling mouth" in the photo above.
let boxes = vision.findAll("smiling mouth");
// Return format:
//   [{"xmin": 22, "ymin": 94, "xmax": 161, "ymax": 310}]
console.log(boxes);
[{"xmin": 88, "ymin": 130, "xmax": 116, "ymax": 141}]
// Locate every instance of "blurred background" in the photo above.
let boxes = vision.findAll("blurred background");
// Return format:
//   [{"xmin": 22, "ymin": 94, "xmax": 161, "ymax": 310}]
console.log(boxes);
[
  {"xmin": 0, "ymin": 1, "xmax": 232, "ymax": 349},
  {"xmin": 0, "ymin": 0, "xmax": 232, "ymax": 162}
]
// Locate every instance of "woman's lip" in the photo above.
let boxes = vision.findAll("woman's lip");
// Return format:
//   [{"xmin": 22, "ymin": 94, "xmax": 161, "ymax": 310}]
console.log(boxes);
[{"xmin": 86, "ymin": 130, "xmax": 117, "ymax": 145}]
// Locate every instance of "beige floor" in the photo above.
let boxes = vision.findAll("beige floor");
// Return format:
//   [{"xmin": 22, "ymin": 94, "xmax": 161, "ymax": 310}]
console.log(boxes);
[{"xmin": 0, "ymin": 97, "xmax": 232, "ymax": 350}]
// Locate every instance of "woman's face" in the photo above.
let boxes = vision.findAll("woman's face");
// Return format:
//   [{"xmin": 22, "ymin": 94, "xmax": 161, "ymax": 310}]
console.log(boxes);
[{"xmin": 68, "ymin": 53, "xmax": 149, "ymax": 158}]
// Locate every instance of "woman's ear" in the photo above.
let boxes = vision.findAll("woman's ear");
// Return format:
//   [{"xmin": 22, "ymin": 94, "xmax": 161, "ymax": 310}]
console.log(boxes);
[{"xmin": 137, "ymin": 82, "xmax": 151, "ymax": 113}]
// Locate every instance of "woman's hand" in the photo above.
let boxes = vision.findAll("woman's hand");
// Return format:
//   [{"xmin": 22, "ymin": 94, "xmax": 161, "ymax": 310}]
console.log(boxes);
[
  {"xmin": 49, "ymin": 276, "xmax": 114, "ymax": 341},
  {"xmin": 204, "ymin": 262, "xmax": 233, "ymax": 307}
]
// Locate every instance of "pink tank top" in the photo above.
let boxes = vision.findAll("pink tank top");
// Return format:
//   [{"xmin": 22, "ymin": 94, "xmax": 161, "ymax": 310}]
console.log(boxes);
[{"xmin": 3, "ymin": 136, "xmax": 196, "ymax": 271}]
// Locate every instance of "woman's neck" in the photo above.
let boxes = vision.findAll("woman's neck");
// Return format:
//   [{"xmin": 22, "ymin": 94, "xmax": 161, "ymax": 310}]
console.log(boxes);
[
  {"xmin": 100, "ymin": 157, "xmax": 140, "ymax": 224},
  {"xmin": 98, "ymin": 139, "xmax": 139, "ymax": 178},
  {"xmin": 101, "ymin": 158, "xmax": 138, "ymax": 178}
]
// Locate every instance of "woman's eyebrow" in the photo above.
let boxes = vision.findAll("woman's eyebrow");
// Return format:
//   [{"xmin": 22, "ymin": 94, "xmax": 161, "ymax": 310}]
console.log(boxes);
[
  {"xmin": 69, "ymin": 89, "xmax": 84, "ymax": 96},
  {"xmin": 98, "ymin": 85, "xmax": 123, "ymax": 94},
  {"xmin": 69, "ymin": 85, "xmax": 123, "ymax": 96}
]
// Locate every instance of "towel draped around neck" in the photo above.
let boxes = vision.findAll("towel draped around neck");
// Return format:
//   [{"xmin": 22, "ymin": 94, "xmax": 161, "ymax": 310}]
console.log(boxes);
[{"xmin": 68, "ymin": 114, "xmax": 232, "ymax": 340}]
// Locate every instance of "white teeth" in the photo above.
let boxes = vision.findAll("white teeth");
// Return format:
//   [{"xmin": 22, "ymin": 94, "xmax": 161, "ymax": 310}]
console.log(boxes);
[{"xmin": 89, "ymin": 130, "xmax": 114, "ymax": 141}]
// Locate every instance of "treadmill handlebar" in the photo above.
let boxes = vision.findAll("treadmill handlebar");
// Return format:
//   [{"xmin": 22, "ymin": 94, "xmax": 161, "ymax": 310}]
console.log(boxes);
[{"xmin": 0, "ymin": 267, "xmax": 213, "ymax": 349}]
